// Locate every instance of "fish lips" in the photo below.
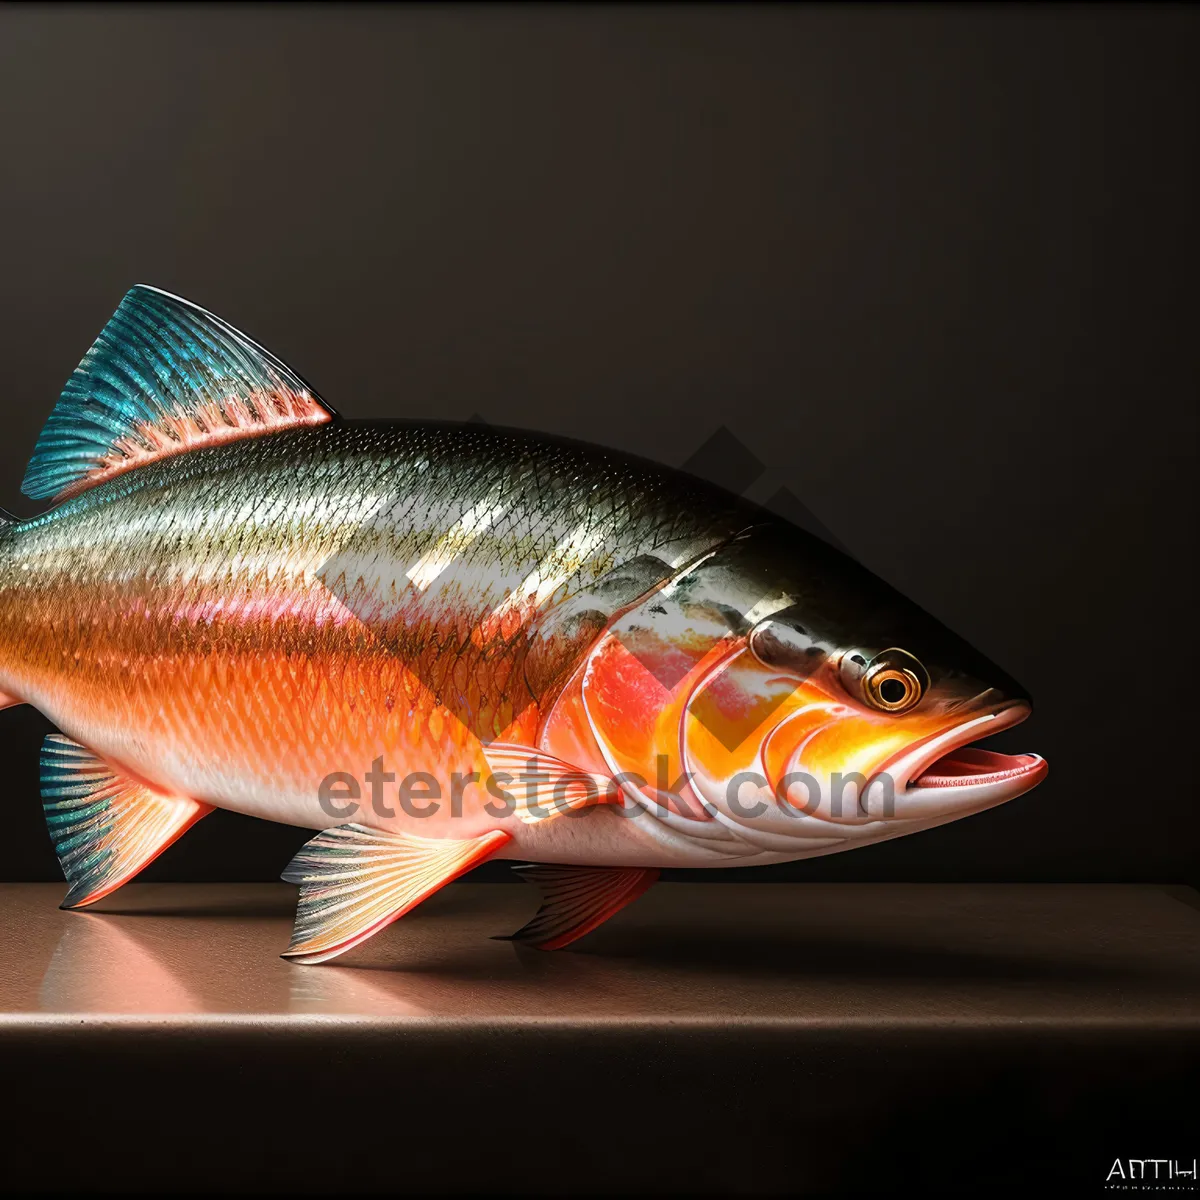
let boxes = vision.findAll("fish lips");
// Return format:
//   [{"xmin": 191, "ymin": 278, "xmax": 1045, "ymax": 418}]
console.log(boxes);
[{"xmin": 863, "ymin": 701, "xmax": 1048, "ymax": 820}]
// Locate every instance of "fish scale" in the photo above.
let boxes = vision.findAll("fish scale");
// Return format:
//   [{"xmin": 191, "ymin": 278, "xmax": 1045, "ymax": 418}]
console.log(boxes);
[{"xmin": 2, "ymin": 417, "xmax": 744, "ymax": 823}]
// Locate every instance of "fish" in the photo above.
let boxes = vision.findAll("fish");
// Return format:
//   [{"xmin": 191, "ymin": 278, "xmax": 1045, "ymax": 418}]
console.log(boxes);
[{"xmin": 0, "ymin": 286, "xmax": 1048, "ymax": 964}]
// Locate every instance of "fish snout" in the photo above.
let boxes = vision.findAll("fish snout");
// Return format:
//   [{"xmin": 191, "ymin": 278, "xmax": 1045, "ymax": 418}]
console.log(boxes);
[{"xmin": 863, "ymin": 700, "xmax": 1047, "ymax": 820}]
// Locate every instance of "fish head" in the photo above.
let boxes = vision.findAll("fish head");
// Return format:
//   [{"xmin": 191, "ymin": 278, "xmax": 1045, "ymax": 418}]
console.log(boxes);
[
  {"xmin": 578, "ymin": 523, "xmax": 1047, "ymax": 855},
  {"xmin": 679, "ymin": 525, "xmax": 1047, "ymax": 849}
]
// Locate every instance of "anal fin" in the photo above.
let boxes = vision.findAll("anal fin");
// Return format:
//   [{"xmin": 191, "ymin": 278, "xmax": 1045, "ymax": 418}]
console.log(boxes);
[
  {"xmin": 507, "ymin": 863, "xmax": 660, "ymax": 950},
  {"xmin": 281, "ymin": 825, "xmax": 512, "ymax": 965},
  {"xmin": 40, "ymin": 733, "xmax": 213, "ymax": 909}
]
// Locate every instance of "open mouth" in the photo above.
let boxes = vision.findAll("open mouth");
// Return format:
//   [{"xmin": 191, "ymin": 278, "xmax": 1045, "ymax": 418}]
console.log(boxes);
[
  {"xmin": 881, "ymin": 702, "xmax": 1047, "ymax": 811},
  {"xmin": 913, "ymin": 745, "xmax": 1044, "ymax": 789}
]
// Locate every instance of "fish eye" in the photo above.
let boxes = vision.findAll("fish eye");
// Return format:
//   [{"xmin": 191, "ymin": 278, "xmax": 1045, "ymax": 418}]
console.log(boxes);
[
  {"xmin": 842, "ymin": 647, "xmax": 928, "ymax": 713},
  {"xmin": 865, "ymin": 666, "xmax": 921, "ymax": 712}
]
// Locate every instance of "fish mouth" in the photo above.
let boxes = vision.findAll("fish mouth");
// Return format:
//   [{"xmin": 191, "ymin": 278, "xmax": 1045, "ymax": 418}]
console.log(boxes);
[
  {"xmin": 867, "ymin": 701, "xmax": 1047, "ymax": 818},
  {"xmin": 913, "ymin": 744, "xmax": 1043, "ymax": 789}
]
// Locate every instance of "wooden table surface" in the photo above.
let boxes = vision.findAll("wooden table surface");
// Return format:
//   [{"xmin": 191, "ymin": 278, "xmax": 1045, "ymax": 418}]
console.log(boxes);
[{"xmin": 2, "ymin": 881, "xmax": 1198, "ymax": 1194}]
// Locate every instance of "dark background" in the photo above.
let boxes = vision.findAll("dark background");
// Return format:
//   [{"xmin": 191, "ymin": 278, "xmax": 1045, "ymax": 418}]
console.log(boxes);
[{"xmin": 0, "ymin": 5, "xmax": 1195, "ymax": 886}]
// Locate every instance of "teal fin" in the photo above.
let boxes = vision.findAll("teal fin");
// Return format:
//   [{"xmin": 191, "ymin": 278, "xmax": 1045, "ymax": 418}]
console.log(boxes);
[
  {"xmin": 281, "ymin": 824, "xmax": 512, "ymax": 965},
  {"xmin": 23, "ymin": 285, "xmax": 337, "ymax": 503},
  {"xmin": 40, "ymin": 733, "xmax": 213, "ymax": 908},
  {"xmin": 506, "ymin": 863, "xmax": 659, "ymax": 949}
]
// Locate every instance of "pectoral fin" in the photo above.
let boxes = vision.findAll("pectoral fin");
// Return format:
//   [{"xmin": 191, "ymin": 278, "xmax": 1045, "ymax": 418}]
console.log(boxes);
[
  {"xmin": 506, "ymin": 863, "xmax": 660, "ymax": 950},
  {"xmin": 40, "ymin": 734, "xmax": 214, "ymax": 909},
  {"xmin": 281, "ymin": 824, "xmax": 511, "ymax": 964},
  {"xmin": 481, "ymin": 743, "xmax": 622, "ymax": 824}
]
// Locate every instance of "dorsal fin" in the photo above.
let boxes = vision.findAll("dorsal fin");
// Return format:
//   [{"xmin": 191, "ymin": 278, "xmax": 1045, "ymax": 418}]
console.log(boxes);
[{"xmin": 22, "ymin": 285, "xmax": 338, "ymax": 502}]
